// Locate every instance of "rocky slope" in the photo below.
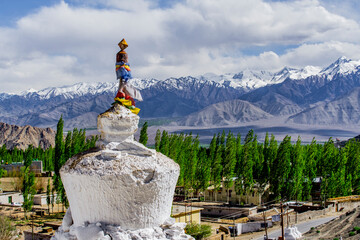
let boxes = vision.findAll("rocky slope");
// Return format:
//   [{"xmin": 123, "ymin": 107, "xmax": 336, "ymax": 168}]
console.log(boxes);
[
  {"xmin": 177, "ymin": 99, "xmax": 273, "ymax": 126},
  {"xmin": 0, "ymin": 122, "xmax": 55, "ymax": 150},
  {"xmin": 304, "ymin": 206, "xmax": 360, "ymax": 239},
  {"xmin": 287, "ymin": 87, "xmax": 360, "ymax": 125}
]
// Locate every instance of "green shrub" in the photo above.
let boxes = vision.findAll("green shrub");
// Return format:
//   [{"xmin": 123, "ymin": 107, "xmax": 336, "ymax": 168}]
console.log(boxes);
[
  {"xmin": 316, "ymin": 230, "xmax": 320, "ymax": 233},
  {"xmin": 353, "ymin": 226, "xmax": 360, "ymax": 233},
  {"xmin": 333, "ymin": 238, "xmax": 339, "ymax": 240},
  {"xmin": 0, "ymin": 215, "xmax": 17, "ymax": 240},
  {"xmin": 185, "ymin": 222, "xmax": 212, "ymax": 240},
  {"xmin": 349, "ymin": 231, "xmax": 356, "ymax": 236}
]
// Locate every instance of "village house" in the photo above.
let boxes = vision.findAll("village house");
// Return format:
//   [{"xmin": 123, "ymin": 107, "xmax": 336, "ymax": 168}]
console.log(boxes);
[
  {"xmin": 1, "ymin": 160, "xmax": 44, "ymax": 175},
  {"xmin": 0, "ymin": 191, "xmax": 23, "ymax": 205},
  {"xmin": 204, "ymin": 181, "xmax": 270, "ymax": 206},
  {"xmin": 172, "ymin": 204, "xmax": 203, "ymax": 224}
]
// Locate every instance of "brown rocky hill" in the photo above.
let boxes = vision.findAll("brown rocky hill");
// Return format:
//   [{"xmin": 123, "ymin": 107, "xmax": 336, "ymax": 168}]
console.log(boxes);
[
  {"xmin": 0, "ymin": 122, "xmax": 55, "ymax": 150},
  {"xmin": 304, "ymin": 206, "xmax": 360, "ymax": 239}
]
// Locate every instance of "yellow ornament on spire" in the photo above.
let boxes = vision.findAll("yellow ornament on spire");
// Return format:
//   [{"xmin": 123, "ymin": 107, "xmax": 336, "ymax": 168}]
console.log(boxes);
[{"xmin": 118, "ymin": 38, "xmax": 128, "ymax": 51}]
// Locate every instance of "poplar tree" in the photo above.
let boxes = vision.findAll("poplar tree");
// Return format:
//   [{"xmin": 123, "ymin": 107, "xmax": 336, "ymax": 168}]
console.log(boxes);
[
  {"xmin": 24, "ymin": 145, "xmax": 34, "ymax": 168},
  {"xmin": 255, "ymin": 136, "xmax": 266, "ymax": 199},
  {"xmin": 155, "ymin": 129, "xmax": 161, "ymax": 151},
  {"xmin": 190, "ymin": 136, "xmax": 200, "ymax": 191},
  {"xmin": 46, "ymin": 179, "xmax": 51, "ymax": 214},
  {"xmin": 71, "ymin": 128, "xmax": 80, "ymax": 155},
  {"xmin": 334, "ymin": 149, "xmax": 349, "ymax": 197},
  {"xmin": 176, "ymin": 135, "xmax": 185, "ymax": 186},
  {"xmin": 234, "ymin": 133, "xmax": 243, "ymax": 202},
  {"xmin": 139, "ymin": 122, "xmax": 148, "ymax": 146},
  {"xmin": 212, "ymin": 147, "xmax": 223, "ymax": 201},
  {"xmin": 64, "ymin": 132, "xmax": 72, "ymax": 162},
  {"xmin": 223, "ymin": 131, "xmax": 236, "ymax": 202},
  {"xmin": 288, "ymin": 136, "xmax": 304, "ymax": 200},
  {"xmin": 54, "ymin": 116, "xmax": 64, "ymax": 193},
  {"xmin": 59, "ymin": 183, "xmax": 68, "ymax": 212},
  {"xmin": 182, "ymin": 134, "xmax": 193, "ymax": 190},
  {"xmin": 159, "ymin": 130, "xmax": 170, "ymax": 155},
  {"xmin": 87, "ymin": 135, "xmax": 99, "ymax": 149},
  {"xmin": 193, "ymin": 148, "xmax": 211, "ymax": 200},
  {"xmin": 78, "ymin": 129, "xmax": 86, "ymax": 152},
  {"xmin": 51, "ymin": 187, "xmax": 55, "ymax": 214},
  {"xmin": 302, "ymin": 138, "xmax": 317, "ymax": 200},
  {"xmin": 182, "ymin": 134, "xmax": 198, "ymax": 199},
  {"xmin": 345, "ymin": 139, "xmax": 360, "ymax": 194},
  {"xmin": 209, "ymin": 134, "xmax": 217, "ymax": 165},
  {"xmin": 168, "ymin": 134, "xmax": 178, "ymax": 160},
  {"xmin": 319, "ymin": 138, "xmax": 337, "ymax": 201},
  {"xmin": 235, "ymin": 133, "xmax": 242, "ymax": 162},
  {"xmin": 220, "ymin": 130, "xmax": 226, "ymax": 147},
  {"xmin": 252, "ymin": 135, "xmax": 261, "ymax": 180},
  {"xmin": 261, "ymin": 133, "xmax": 271, "ymax": 189},
  {"xmin": 242, "ymin": 130, "xmax": 254, "ymax": 202},
  {"xmin": 271, "ymin": 135, "xmax": 291, "ymax": 199},
  {"xmin": 22, "ymin": 168, "xmax": 36, "ymax": 218}
]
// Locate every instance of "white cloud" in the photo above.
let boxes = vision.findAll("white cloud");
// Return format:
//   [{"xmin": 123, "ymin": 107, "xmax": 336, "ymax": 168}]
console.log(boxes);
[
  {"xmin": 0, "ymin": 0, "xmax": 360, "ymax": 92},
  {"xmin": 280, "ymin": 41, "xmax": 360, "ymax": 67}
]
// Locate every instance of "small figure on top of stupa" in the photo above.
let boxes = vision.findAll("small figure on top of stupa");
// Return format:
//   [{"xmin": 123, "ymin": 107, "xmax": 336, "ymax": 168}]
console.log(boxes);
[{"xmin": 114, "ymin": 38, "xmax": 142, "ymax": 114}]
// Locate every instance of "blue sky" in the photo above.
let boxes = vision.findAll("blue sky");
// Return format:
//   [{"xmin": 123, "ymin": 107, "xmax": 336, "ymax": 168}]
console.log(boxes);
[
  {"xmin": 0, "ymin": 0, "xmax": 58, "ymax": 26},
  {"xmin": 0, "ymin": 0, "xmax": 360, "ymax": 93}
]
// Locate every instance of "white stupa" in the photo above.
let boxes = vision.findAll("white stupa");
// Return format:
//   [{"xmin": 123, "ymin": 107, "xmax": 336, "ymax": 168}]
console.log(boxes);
[{"xmin": 52, "ymin": 103, "xmax": 192, "ymax": 240}]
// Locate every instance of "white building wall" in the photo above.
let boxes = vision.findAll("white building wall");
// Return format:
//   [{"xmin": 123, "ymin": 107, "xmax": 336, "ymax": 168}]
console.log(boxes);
[
  {"xmin": 33, "ymin": 194, "xmax": 48, "ymax": 205},
  {"xmin": 0, "ymin": 192, "xmax": 23, "ymax": 204}
]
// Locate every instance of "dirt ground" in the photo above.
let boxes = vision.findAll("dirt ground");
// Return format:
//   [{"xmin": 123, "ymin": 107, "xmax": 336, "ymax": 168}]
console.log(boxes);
[
  {"xmin": 304, "ymin": 206, "xmax": 360, "ymax": 239},
  {"xmin": 1, "ymin": 204, "xmax": 65, "ymax": 240},
  {"xmin": 13, "ymin": 211, "xmax": 64, "ymax": 240}
]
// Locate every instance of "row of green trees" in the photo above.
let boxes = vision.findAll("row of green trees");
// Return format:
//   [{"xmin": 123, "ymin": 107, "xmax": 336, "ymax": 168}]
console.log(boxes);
[
  {"xmin": 0, "ymin": 122, "xmax": 97, "ymax": 175},
  {"xmin": 0, "ymin": 116, "xmax": 98, "ymax": 215},
  {"xmin": 0, "ymin": 144, "xmax": 54, "ymax": 172},
  {"xmin": 140, "ymin": 124, "xmax": 360, "ymax": 202}
]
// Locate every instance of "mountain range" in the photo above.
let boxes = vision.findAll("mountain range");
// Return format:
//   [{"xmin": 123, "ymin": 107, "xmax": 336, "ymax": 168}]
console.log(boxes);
[{"xmin": 1, "ymin": 56, "xmax": 360, "ymax": 130}]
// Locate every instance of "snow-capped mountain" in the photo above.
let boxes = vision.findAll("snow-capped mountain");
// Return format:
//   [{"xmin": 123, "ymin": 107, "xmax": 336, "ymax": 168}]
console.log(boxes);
[
  {"xmin": 320, "ymin": 56, "xmax": 360, "ymax": 79},
  {"xmin": 138, "ymin": 76, "xmax": 240, "ymax": 118},
  {"xmin": 0, "ymin": 93, "xmax": 12, "ymax": 101},
  {"xmin": 1, "ymin": 56, "xmax": 360, "ymax": 129},
  {"xmin": 11, "ymin": 56, "xmax": 358, "ymax": 101},
  {"xmin": 197, "ymin": 66, "xmax": 322, "ymax": 91},
  {"xmin": 17, "ymin": 78, "xmax": 160, "ymax": 100},
  {"xmin": 21, "ymin": 82, "xmax": 117, "ymax": 100},
  {"xmin": 198, "ymin": 70, "xmax": 273, "ymax": 90},
  {"xmin": 271, "ymin": 66, "xmax": 322, "ymax": 83}
]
